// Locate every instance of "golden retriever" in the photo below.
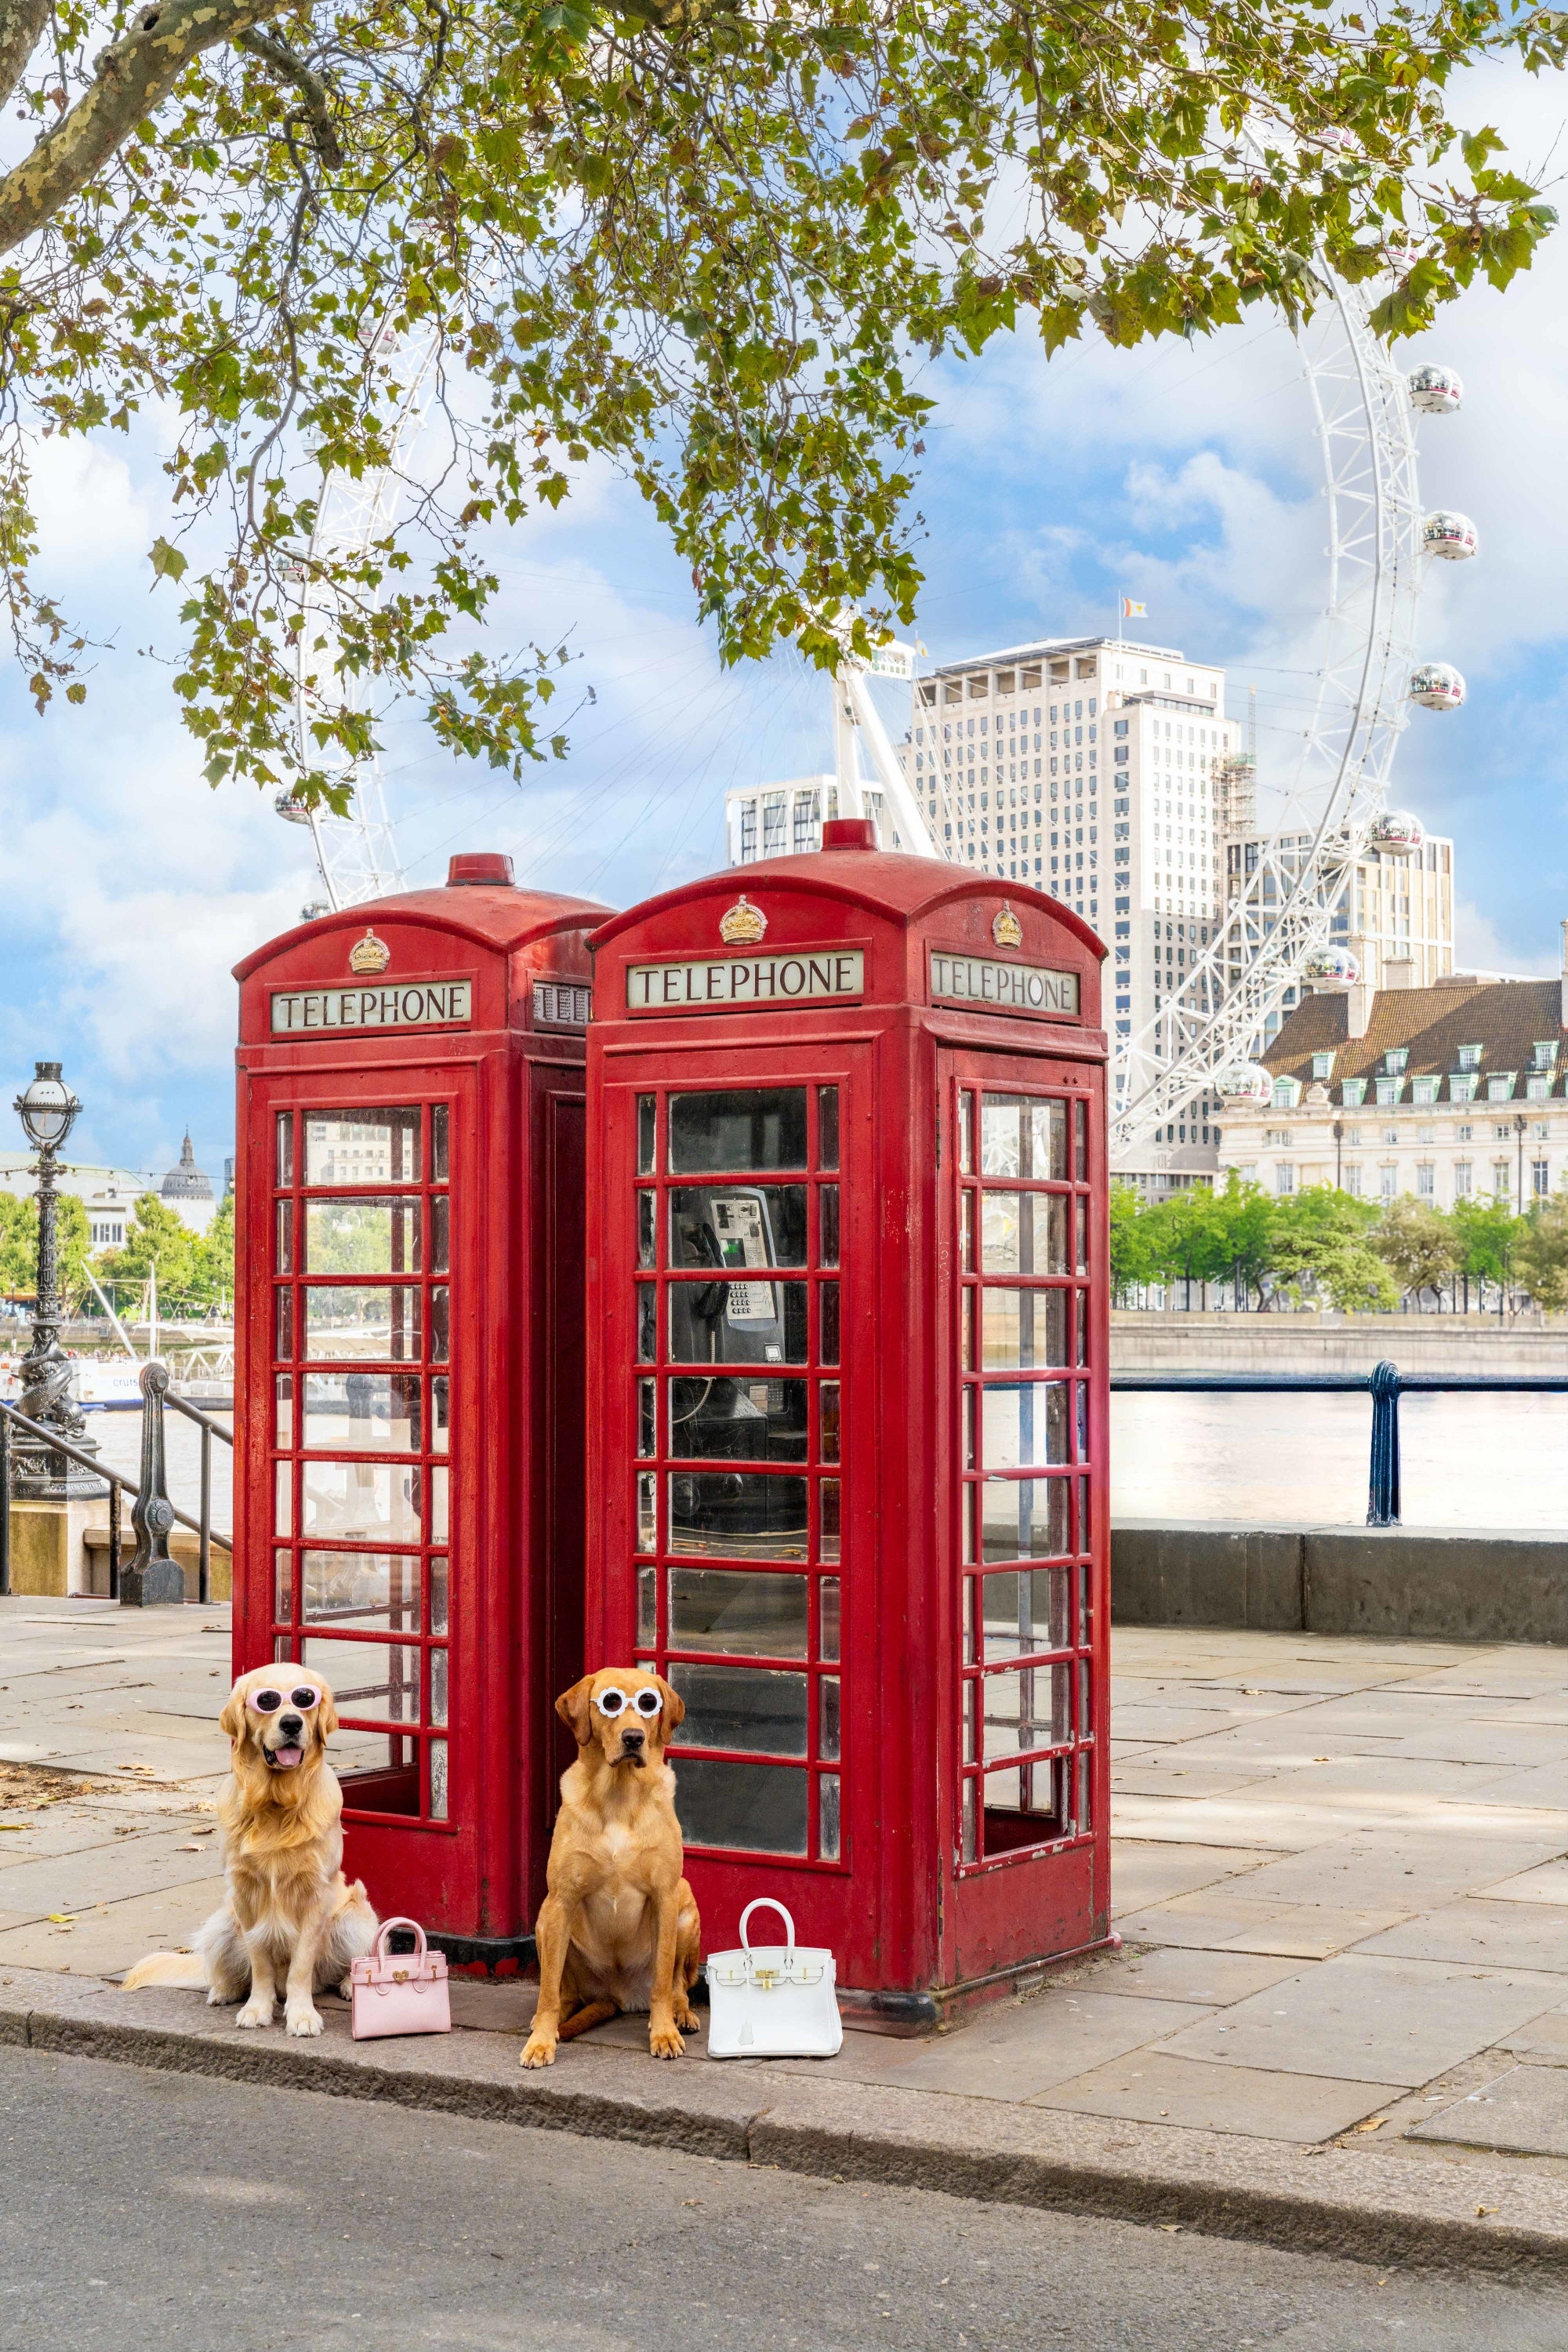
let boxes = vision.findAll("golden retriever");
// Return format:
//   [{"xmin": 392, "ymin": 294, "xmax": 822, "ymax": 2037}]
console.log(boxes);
[
  {"xmin": 521, "ymin": 1667, "xmax": 701, "ymax": 2067},
  {"xmin": 124, "ymin": 1664, "xmax": 378, "ymax": 2036}
]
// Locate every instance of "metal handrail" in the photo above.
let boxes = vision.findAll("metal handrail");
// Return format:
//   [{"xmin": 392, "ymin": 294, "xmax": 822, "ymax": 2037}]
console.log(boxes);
[
  {"xmin": 1109, "ymin": 1361, "xmax": 1568, "ymax": 1527},
  {"xmin": 0, "ymin": 1369, "xmax": 234, "ymax": 1605}
]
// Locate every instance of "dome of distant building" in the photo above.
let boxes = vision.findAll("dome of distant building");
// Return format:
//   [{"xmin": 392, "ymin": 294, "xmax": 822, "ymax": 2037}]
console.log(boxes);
[{"xmin": 161, "ymin": 1132, "xmax": 213, "ymax": 1203}]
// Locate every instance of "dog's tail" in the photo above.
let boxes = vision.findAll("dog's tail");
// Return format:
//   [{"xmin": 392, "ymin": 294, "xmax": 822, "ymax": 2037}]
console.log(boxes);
[{"xmin": 122, "ymin": 1949, "xmax": 206, "ymax": 1991}]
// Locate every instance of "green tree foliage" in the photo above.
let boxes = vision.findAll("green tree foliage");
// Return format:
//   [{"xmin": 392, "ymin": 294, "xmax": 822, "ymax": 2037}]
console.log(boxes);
[
  {"xmin": 1204, "ymin": 1175, "xmax": 1279, "ymax": 1308},
  {"xmin": 1373, "ymin": 1194, "xmax": 1463, "ymax": 1304},
  {"xmin": 102, "ymin": 1192, "xmax": 199, "ymax": 1300},
  {"xmin": 1515, "ymin": 1196, "xmax": 1568, "ymax": 1311},
  {"xmin": 0, "ymin": 0, "xmax": 1556, "ymax": 788},
  {"xmin": 188, "ymin": 1191, "xmax": 236, "ymax": 1306},
  {"xmin": 1267, "ymin": 1185, "xmax": 1397, "ymax": 1313},
  {"xmin": 1109, "ymin": 1181, "xmax": 1154, "ymax": 1300},
  {"xmin": 1450, "ymin": 1196, "xmax": 1525, "ymax": 1290},
  {"xmin": 0, "ymin": 1189, "xmax": 92, "ymax": 1307},
  {"xmin": 0, "ymin": 1191, "xmax": 38, "ymax": 1295}
]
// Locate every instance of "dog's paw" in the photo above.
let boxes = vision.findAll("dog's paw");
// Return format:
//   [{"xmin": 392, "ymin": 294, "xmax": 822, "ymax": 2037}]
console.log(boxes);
[
  {"xmin": 673, "ymin": 2000, "xmax": 699, "ymax": 2034},
  {"xmin": 519, "ymin": 2034, "xmax": 557, "ymax": 2070},
  {"xmin": 285, "ymin": 2005, "xmax": 325, "ymax": 2038},
  {"xmin": 235, "ymin": 1999, "xmax": 274, "ymax": 2031},
  {"xmin": 649, "ymin": 2023, "xmax": 685, "ymax": 2060}
]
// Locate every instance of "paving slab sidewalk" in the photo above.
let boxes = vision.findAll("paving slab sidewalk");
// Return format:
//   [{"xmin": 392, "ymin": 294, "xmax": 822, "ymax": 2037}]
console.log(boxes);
[{"xmin": 9, "ymin": 1595, "xmax": 1568, "ymax": 2267}]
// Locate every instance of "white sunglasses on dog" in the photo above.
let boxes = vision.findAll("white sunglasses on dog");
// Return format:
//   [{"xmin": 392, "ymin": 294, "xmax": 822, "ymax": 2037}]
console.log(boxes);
[
  {"xmin": 247, "ymin": 1681, "xmax": 324, "ymax": 1715},
  {"xmin": 594, "ymin": 1686, "xmax": 662, "ymax": 1720}
]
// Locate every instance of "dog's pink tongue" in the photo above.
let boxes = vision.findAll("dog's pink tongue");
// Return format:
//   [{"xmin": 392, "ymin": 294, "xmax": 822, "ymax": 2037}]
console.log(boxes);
[{"xmin": 273, "ymin": 1744, "xmax": 303, "ymax": 1769}]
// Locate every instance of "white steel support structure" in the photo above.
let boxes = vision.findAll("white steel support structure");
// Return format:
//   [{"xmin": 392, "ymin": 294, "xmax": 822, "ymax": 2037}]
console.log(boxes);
[
  {"xmin": 1109, "ymin": 270, "xmax": 1428, "ymax": 1157},
  {"xmin": 832, "ymin": 635, "xmax": 938, "ymax": 857}
]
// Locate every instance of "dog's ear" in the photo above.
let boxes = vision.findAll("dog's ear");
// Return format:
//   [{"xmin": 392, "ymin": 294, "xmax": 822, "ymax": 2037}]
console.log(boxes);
[
  {"xmin": 655, "ymin": 1675, "xmax": 684, "ymax": 1734},
  {"xmin": 316, "ymin": 1684, "xmax": 338, "ymax": 1739},
  {"xmin": 555, "ymin": 1677, "xmax": 597, "ymax": 1745},
  {"xmin": 219, "ymin": 1686, "xmax": 249, "ymax": 1743}
]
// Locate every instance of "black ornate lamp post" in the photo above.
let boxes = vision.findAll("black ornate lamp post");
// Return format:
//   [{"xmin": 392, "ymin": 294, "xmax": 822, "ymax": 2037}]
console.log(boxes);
[{"xmin": 11, "ymin": 1061, "xmax": 102, "ymax": 1498}]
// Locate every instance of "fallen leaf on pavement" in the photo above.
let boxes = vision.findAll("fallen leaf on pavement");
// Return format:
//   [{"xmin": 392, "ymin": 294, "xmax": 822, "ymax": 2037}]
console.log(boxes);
[{"xmin": 1354, "ymin": 2118, "xmax": 1388, "ymax": 2132}]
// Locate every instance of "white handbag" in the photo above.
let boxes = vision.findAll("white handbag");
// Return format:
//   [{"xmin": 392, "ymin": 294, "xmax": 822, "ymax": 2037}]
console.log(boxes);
[{"xmin": 705, "ymin": 1898, "xmax": 844, "ymax": 2060}]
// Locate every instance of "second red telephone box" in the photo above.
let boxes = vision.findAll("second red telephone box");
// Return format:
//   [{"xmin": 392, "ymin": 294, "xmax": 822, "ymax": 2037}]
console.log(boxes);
[
  {"xmin": 584, "ymin": 821, "xmax": 1112, "ymax": 2024},
  {"xmin": 233, "ymin": 853, "xmax": 607, "ymax": 1955}
]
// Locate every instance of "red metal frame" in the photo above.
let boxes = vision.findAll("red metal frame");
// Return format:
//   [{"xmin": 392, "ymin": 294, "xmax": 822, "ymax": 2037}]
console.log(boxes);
[
  {"xmin": 233, "ymin": 876, "xmax": 604, "ymax": 1943},
  {"xmin": 585, "ymin": 836, "xmax": 1110, "ymax": 2024}
]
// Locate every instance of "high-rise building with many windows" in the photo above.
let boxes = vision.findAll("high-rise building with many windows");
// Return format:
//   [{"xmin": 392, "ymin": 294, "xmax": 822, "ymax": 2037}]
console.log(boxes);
[
  {"xmin": 906, "ymin": 635, "xmax": 1240, "ymax": 1188},
  {"xmin": 724, "ymin": 632, "xmax": 1241, "ymax": 1189}
]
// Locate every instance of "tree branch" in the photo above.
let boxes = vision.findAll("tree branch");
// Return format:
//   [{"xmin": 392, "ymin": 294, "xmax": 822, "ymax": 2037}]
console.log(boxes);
[
  {"xmin": 0, "ymin": 0, "xmax": 49, "ymax": 114},
  {"xmin": 0, "ymin": 0, "xmax": 290, "ymax": 256},
  {"xmin": 235, "ymin": 25, "xmax": 343, "ymax": 169}
]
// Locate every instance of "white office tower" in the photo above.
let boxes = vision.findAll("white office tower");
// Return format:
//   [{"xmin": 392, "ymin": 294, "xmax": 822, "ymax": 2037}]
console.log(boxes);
[
  {"xmin": 724, "ymin": 775, "xmax": 912, "ymax": 866},
  {"xmin": 725, "ymin": 633, "xmax": 1240, "ymax": 1191},
  {"xmin": 906, "ymin": 636, "xmax": 1240, "ymax": 1186}
]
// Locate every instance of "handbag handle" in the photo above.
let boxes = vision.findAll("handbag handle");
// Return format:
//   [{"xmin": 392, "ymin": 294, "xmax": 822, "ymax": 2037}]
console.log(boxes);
[
  {"xmin": 739, "ymin": 1897, "xmax": 797, "ymax": 1957},
  {"xmin": 373, "ymin": 1915, "xmax": 429, "ymax": 1961}
]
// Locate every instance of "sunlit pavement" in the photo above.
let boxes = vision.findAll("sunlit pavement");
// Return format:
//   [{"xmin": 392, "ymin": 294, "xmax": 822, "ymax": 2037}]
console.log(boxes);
[{"xmin": 5, "ymin": 1598, "xmax": 1568, "ymax": 2169}]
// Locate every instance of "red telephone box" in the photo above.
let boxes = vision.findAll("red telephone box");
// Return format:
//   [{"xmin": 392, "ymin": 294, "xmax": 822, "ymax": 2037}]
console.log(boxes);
[
  {"xmin": 583, "ymin": 820, "xmax": 1111, "ymax": 2024},
  {"xmin": 233, "ymin": 853, "xmax": 608, "ymax": 1956}
]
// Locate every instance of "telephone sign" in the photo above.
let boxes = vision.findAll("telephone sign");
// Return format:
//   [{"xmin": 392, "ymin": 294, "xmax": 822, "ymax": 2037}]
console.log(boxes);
[
  {"xmin": 234, "ymin": 852, "xmax": 608, "ymax": 1953},
  {"xmin": 584, "ymin": 818, "xmax": 1112, "ymax": 2026}
]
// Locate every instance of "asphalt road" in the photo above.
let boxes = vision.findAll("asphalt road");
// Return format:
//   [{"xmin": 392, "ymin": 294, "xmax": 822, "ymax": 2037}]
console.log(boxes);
[{"xmin": 3, "ymin": 2045, "xmax": 1568, "ymax": 2351}]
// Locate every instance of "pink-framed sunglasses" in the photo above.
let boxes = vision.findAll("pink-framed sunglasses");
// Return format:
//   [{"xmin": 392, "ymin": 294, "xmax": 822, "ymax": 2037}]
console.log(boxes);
[{"xmin": 247, "ymin": 1681, "xmax": 324, "ymax": 1715}]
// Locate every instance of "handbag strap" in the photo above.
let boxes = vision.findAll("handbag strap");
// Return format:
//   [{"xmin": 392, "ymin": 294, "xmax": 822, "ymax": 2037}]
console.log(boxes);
[
  {"xmin": 739, "ymin": 1897, "xmax": 796, "ymax": 1958},
  {"xmin": 373, "ymin": 1915, "xmax": 429, "ymax": 1962}
]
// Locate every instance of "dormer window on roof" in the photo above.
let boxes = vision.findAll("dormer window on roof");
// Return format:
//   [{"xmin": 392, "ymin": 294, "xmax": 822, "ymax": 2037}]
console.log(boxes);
[
  {"xmin": 1457, "ymin": 1043, "xmax": 1483, "ymax": 1072},
  {"xmin": 1341, "ymin": 1077, "xmax": 1367, "ymax": 1107},
  {"xmin": 1272, "ymin": 1076, "xmax": 1302, "ymax": 1110},
  {"xmin": 1375, "ymin": 1076, "xmax": 1403, "ymax": 1107},
  {"xmin": 1450, "ymin": 1073, "xmax": 1478, "ymax": 1103},
  {"xmin": 1383, "ymin": 1047, "xmax": 1409, "ymax": 1076},
  {"xmin": 1533, "ymin": 1041, "xmax": 1559, "ymax": 1072},
  {"xmin": 1311, "ymin": 1051, "xmax": 1335, "ymax": 1080},
  {"xmin": 1411, "ymin": 1076, "xmax": 1439, "ymax": 1106},
  {"xmin": 1486, "ymin": 1073, "xmax": 1517, "ymax": 1102}
]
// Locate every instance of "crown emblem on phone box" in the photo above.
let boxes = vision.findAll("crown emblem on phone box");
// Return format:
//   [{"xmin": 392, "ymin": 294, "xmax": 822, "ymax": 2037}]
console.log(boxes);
[
  {"xmin": 349, "ymin": 929, "xmax": 392, "ymax": 975},
  {"xmin": 719, "ymin": 896, "xmax": 768, "ymax": 946},
  {"xmin": 992, "ymin": 906, "xmax": 1023, "ymax": 949}
]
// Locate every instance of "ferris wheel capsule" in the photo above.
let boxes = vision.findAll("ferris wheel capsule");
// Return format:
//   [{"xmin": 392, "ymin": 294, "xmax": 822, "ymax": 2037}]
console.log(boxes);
[
  {"xmin": 274, "ymin": 788, "xmax": 314, "ymax": 826},
  {"xmin": 1409, "ymin": 363, "xmax": 1463, "ymax": 415},
  {"xmin": 1214, "ymin": 1062, "xmax": 1274, "ymax": 1106},
  {"xmin": 1369, "ymin": 809, "xmax": 1425, "ymax": 857},
  {"xmin": 1410, "ymin": 662, "xmax": 1465, "ymax": 711},
  {"xmin": 1304, "ymin": 944, "xmax": 1361, "ymax": 988},
  {"xmin": 1423, "ymin": 510, "xmax": 1478, "ymax": 561}
]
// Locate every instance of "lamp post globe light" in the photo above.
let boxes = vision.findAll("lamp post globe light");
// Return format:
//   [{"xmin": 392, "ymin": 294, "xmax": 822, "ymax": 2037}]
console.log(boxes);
[{"xmin": 11, "ymin": 1060, "xmax": 102, "ymax": 1499}]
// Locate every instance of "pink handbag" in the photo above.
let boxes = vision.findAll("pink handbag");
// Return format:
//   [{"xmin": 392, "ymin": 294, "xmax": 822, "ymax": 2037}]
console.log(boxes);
[{"xmin": 349, "ymin": 1917, "xmax": 451, "ymax": 2041}]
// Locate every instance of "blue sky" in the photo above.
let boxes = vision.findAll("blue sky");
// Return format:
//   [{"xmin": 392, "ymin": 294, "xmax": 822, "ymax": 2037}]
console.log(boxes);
[{"xmin": 2, "ymin": 56, "xmax": 1564, "ymax": 1185}]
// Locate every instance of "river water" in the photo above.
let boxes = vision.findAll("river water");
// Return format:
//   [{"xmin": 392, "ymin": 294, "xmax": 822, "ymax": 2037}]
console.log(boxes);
[
  {"xmin": 1112, "ymin": 1390, "xmax": 1568, "ymax": 1529},
  {"xmin": 74, "ymin": 1392, "xmax": 1568, "ymax": 1536}
]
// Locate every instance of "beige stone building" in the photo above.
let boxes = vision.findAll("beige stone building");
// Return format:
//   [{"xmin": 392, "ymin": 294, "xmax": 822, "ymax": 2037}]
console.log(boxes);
[{"xmin": 1217, "ymin": 935, "xmax": 1568, "ymax": 1208}]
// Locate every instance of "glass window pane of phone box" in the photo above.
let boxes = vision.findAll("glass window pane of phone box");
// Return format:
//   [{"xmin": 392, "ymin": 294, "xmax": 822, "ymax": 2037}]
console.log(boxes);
[
  {"xmin": 669, "ymin": 1088, "xmax": 808, "ymax": 1174},
  {"xmin": 303, "ymin": 1286, "xmax": 422, "ymax": 1361},
  {"xmin": 675, "ymin": 1757, "xmax": 808, "ymax": 1856},
  {"xmin": 301, "ymin": 1638, "xmax": 420, "ymax": 1722},
  {"xmin": 304, "ymin": 1196, "xmax": 421, "ymax": 1274},
  {"xmin": 297, "ymin": 1372, "xmax": 425, "ymax": 1453},
  {"xmin": 669, "ymin": 1278, "xmax": 808, "ymax": 1365},
  {"xmin": 668, "ymin": 1567, "xmax": 809, "ymax": 1657},
  {"xmin": 668, "ymin": 1471, "xmax": 809, "ymax": 1560},
  {"xmin": 305, "ymin": 1109, "xmax": 422, "ymax": 1186},
  {"xmin": 299, "ymin": 1549, "xmax": 421, "ymax": 1631},
  {"xmin": 670, "ymin": 1662, "xmax": 809, "ymax": 1756},
  {"xmin": 667, "ymin": 1376, "xmax": 808, "ymax": 1461}
]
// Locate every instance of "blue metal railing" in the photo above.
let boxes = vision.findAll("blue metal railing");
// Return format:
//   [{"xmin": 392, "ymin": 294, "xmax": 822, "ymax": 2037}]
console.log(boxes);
[
  {"xmin": 1109, "ymin": 1363, "xmax": 1568, "ymax": 1528},
  {"xmin": 0, "ymin": 1361, "xmax": 232, "ymax": 1603}
]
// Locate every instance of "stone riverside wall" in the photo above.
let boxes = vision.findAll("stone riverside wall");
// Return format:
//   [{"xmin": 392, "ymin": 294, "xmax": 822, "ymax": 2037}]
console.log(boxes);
[
  {"xmin": 1112, "ymin": 1309, "xmax": 1568, "ymax": 1377},
  {"xmin": 1112, "ymin": 1519, "xmax": 1568, "ymax": 1645}
]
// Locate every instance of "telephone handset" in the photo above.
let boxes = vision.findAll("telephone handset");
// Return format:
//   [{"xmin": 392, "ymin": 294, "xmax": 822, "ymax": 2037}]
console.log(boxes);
[{"xmin": 671, "ymin": 1186, "xmax": 786, "ymax": 1367}]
